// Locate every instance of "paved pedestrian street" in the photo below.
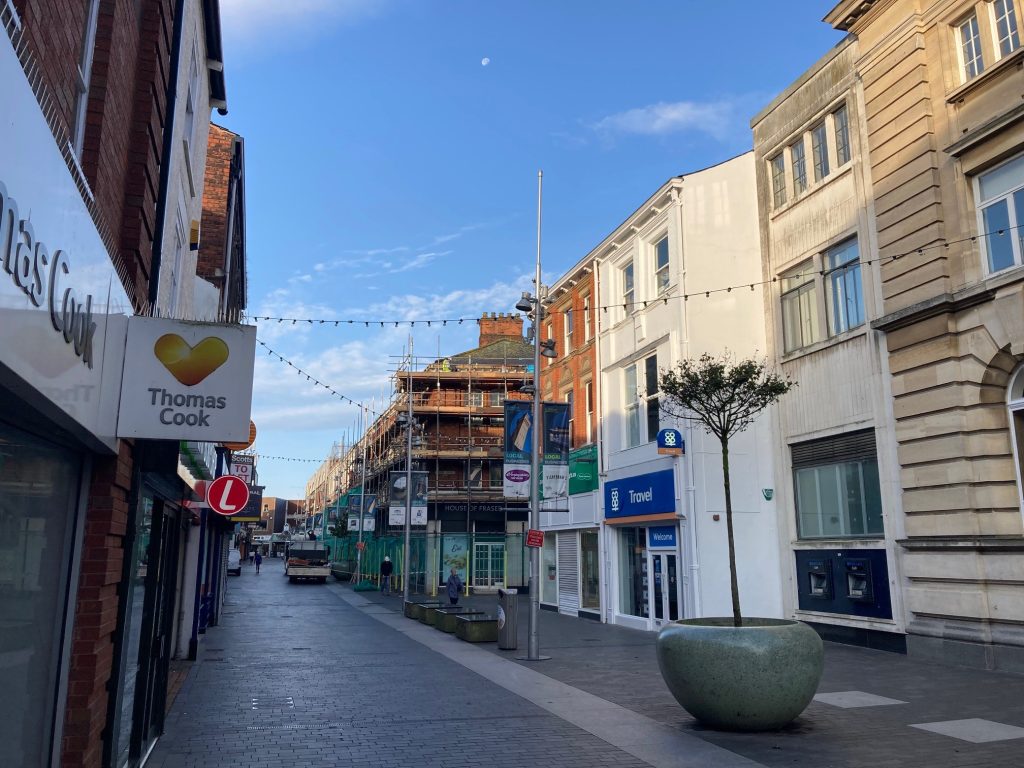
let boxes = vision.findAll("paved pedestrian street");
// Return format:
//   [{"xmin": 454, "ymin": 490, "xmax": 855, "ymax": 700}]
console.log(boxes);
[{"xmin": 150, "ymin": 564, "xmax": 1024, "ymax": 768}]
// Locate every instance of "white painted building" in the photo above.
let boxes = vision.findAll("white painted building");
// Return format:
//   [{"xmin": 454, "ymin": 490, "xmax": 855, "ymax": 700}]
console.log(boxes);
[
  {"xmin": 153, "ymin": 0, "xmax": 226, "ymax": 320},
  {"xmin": 594, "ymin": 152, "xmax": 784, "ymax": 631}
]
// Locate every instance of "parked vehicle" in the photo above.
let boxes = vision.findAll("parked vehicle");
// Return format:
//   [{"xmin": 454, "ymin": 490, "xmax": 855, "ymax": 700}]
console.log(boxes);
[
  {"xmin": 227, "ymin": 549, "xmax": 242, "ymax": 576},
  {"xmin": 285, "ymin": 540, "xmax": 330, "ymax": 583}
]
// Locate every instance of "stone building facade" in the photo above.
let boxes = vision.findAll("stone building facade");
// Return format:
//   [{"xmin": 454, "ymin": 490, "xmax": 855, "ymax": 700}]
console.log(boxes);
[
  {"xmin": 824, "ymin": 0, "xmax": 1024, "ymax": 670},
  {"xmin": 752, "ymin": 37, "xmax": 909, "ymax": 651}
]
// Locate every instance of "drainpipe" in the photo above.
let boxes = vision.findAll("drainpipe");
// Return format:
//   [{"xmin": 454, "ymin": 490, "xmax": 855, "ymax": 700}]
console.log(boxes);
[{"xmin": 148, "ymin": 0, "xmax": 187, "ymax": 312}]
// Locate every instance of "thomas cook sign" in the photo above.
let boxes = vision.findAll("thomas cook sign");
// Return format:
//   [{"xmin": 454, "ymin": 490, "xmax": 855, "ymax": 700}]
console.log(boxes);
[{"xmin": 117, "ymin": 317, "xmax": 256, "ymax": 441}]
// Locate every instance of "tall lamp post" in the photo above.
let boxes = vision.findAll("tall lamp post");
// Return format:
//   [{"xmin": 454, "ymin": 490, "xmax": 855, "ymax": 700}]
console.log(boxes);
[
  {"xmin": 397, "ymin": 336, "xmax": 415, "ymax": 602},
  {"xmin": 354, "ymin": 403, "xmax": 369, "ymax": 584},
  {"xmin": 515, "ymin": 170, "xmax": 556, "ymax": 661}
]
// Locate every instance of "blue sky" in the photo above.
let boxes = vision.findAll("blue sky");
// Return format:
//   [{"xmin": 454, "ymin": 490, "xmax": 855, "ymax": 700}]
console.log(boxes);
[{"xmin": 218, "ymin": 0, "xmax": 845, "ymax": 500}]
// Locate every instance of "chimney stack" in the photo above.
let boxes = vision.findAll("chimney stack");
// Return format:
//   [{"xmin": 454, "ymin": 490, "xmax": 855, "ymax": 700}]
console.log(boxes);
[{"xmin": 478, "ymin": 311, "xmax": 525, "ymax": 346}]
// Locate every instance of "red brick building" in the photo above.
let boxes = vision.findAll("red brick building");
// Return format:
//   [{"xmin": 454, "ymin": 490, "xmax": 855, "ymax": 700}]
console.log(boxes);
[
  {"xmin": 199, "ymin": 123, "xmax": 247, "ymax": 322},
  {"xmin": 0, "ymin": 2, "xmax": 232, "ymax": 766},
  {"xmin": 539, "ymin": 262, "xmax": 602, "ymax": 617}
]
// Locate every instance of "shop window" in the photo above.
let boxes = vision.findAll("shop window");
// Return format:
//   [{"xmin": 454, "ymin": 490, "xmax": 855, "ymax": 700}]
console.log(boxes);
[
  {"xmin": 792, "ymin": 429, "xmax": 883, "ymax": 539},
  {"xmin": 780, "ymin": 236, "xmax": 863, "ymax": 353},
  {"xmin": 958, "ymin": 13, "xmax": 984, "ymax": 80},
  {"xmin": 584, "ymin": 380, "xmax": 594, "ymax": 444},
  {"xmin": 770, "ymin": 153, "xmax": 786, "ymax": 208},
  {"xmin": 564, "ymin": 390, "xmax": 575, "ymax": 448},
  {"xmin": 781, "ymin": 262, "xmax": 818, "ymax": 352},
  {"xmin": 995, "ymin": 0, "xmax": 1021, "ymax": 57},
  {"xmin": 811, "ymin": 122, "xmax": 830, "ymax": 182},
  {"xmin": 1006, "ymin": 365, "xmax": 1024, "ymax": 518},
  {"xmin": 833, "ymin": 104, "xmax": 851, "ymax": 166},
  {"xmin": 0, "ymin": 422, "xmax": 84, "ymax": 767},
  {"xmin": 644, "ymin": 354, "xmax": 660, "ymax": 442},
  {"xmin": 541, "ymin": 535, "xmax": 558, "ymax": 605},
  {"xmin": 622, "ymin": 261, "xmax": 635, "ymax": 313},
  {"xmin": 824, "ymin": 238, "xmax": 864, "ymax": 335},
  {"xmin": 654, "ymin": 236, "xmax": 670, "ymax": 294},
  {"xmin": 624, "ymin": 364, "xmax": 640, "ymax": 448},
  {"xmin": 617, "ymin": 527, "xmax": 648, "ymax": 618},
  {"xmin": 580, "ymin": 529, "xmax": 600, "ymax": 610},
  {"xmin": 976, "ymin": 153, "xmax": 1024, "ymax": 274},
  {"xmin": 790, "ymin": 137, "xmax": 807, "ymax": 197},
  {"xmin": 72, "ymin": 0, "xmax": 101, "ymax": 157}
]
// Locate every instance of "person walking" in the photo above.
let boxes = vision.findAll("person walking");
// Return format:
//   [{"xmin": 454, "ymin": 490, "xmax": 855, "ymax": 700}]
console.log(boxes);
[
  {"xmin": 446, "ymin": 567, "xmax": 463, "ymax": 606},
  {"xmin": 380, "ymin": 556, "xmax": 393, "ymax": 595},
  {"xmin": 254, "ymin": 551, "xmax": 262, "ymax": 575}
]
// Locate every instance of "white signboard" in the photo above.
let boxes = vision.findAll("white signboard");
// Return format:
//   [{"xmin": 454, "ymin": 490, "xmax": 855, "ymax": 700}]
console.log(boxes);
[
  {"xmin": 117, "ymin": 317, "xmax": 256, "ymax": 441},
  {"xmin": 230, "ymin": 454, "xmax": 254, "ymax": 483},
  {"xmin": 503, "ymin": 464, "xmax": 531, "ymax": 499},
  {"xmin": 0, "ymin": 32, "xmax": 131, "ymax": 451}
]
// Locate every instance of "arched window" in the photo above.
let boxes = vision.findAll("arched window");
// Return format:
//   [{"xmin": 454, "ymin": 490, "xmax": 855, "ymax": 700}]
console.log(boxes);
[{"xmin": 1005, "ymin": 365, "xmax": 1024, "ymax": 515}]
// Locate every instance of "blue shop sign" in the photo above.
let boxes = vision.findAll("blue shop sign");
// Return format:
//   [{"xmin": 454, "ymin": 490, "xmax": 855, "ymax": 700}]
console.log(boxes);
[
  {"xmin": 648, "ymin": 525, "xmax": 678, "ymax": 549},
  {"xmin": 657, "ymin": 428, "xmax": 684, "ymax": 455},
  {"xmin": 604, "ymin": 469, "xmax": 675, "ymax": 519}
]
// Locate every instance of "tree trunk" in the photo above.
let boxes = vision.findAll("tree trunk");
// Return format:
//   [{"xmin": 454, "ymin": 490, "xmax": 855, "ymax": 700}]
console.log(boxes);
[{"xmin": 721, "ymin": 437, "xmax": 742, "ymax": 627}]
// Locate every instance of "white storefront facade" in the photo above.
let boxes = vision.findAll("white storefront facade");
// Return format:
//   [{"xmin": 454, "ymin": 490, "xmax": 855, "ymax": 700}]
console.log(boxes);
[{"xmin": 596, "ymin": 153, "xmax": 785, "ymax": 631}]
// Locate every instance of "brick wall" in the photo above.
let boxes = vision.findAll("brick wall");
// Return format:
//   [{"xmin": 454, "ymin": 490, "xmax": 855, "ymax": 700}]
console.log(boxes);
[
  {"xmin": 478, "ymin": 312, "xmax": 524, "ymax": 346},
  {"xmin": 8, "ymin": 0, "xmax": 174, "ymax": 313},
  {"xmin": 199, "ymin": 123, "xmax": 234, "ymax": 282},
  {"xmin": 541, "ymin": 273, "xmax": 597, "ymax": 448},
  {"xmin": 61, "ymin": 440, "xmax": 134, "ymax": 767},
  {"xmin": 5, "ymin": 1, "xmax": 178, "ymax": 764}
]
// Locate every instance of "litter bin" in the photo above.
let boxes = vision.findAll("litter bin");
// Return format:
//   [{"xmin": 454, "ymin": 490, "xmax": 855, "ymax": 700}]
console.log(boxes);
[{"xmin": 497, "ymin": 588, "xmax": 518, "ymax": 650}]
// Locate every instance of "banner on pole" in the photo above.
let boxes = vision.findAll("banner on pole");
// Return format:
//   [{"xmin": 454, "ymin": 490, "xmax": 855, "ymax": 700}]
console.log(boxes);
[
  {"xmin": 541, "ymin": 402, "xmax": 570, "ymax": 507},
  {"xmin": 388, "ymin": 471, "xmax": 428, "ymax": 525},
  {"xmin": 503, "ymin": 400, "xmax": 533, "ymax": 498}
]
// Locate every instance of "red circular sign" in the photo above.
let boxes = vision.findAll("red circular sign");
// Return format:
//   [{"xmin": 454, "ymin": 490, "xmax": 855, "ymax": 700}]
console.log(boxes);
[{"xmin": 206, "ymin": 475, "xmax": 251, "ymax": 516}]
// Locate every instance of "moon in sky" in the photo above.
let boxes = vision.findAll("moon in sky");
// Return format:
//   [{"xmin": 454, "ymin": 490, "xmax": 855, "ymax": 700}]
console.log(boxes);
[{"xmin": 481, "ymin": 57, "xmax": 490, "ymax": 66}]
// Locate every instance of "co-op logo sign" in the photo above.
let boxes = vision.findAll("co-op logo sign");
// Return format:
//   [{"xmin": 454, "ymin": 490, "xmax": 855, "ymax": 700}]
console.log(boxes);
[
  {"xmin": 149, "ymin": 334, "xmax": 230, "ymax": 426},
  {"xmin": 1, "ymin": 181, "xmax": 97, "ymax": 367}
]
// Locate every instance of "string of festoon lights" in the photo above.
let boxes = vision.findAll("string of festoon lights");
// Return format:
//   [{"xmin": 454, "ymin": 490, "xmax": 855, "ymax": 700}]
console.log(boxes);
[
  {"xmin": 257, "ymin": 339, "xmax": 378, "ymax": 415},
  {"xmin": 244, "ymin": 225, "xmax": 1020, "ymax": 326},
  {"xmin": 234, "ymin": 450, "xmax": 323, "ymax": 462},
  {"xmin": 235, "ymin": 452, "xmax": 324, "ymax": 463}
]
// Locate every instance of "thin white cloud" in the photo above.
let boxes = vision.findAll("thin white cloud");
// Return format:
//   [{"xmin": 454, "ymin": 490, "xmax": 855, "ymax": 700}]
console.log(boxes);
[
  {"xmin": 592, "ymin": 98, "xmax": 743, "ymax": 142},
  {"xmin": 220, "ymin": 0, "xmax": 384, "ymax": 47}
]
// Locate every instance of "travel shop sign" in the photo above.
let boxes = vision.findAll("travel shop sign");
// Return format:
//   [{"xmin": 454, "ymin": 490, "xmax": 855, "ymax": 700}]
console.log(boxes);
[{"xmin": 117, "ymin": 317, "xmax": 256, "ymax": 442}]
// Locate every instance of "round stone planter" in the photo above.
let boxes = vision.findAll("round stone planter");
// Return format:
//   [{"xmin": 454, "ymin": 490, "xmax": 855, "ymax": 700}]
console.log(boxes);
[{"xmin": 656, "ymin": 617, "xmax": 823, "ymax": 731}]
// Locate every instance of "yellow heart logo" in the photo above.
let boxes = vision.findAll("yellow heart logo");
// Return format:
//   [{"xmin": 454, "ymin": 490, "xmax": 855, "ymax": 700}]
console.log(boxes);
[{"xmin": 154, "ymin": 334, "xmax": 229, "ymax": 386}]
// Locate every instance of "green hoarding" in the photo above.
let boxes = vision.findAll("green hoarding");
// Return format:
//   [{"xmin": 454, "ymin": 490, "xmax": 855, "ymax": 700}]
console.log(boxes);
[{"xmin": 568, "ymin": 445, "xmax": 598, "ymax": 495}]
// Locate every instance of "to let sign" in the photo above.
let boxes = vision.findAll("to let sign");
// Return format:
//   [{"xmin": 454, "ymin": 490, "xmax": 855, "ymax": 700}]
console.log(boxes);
[
  {"xmin": 526, "ymin": 529, "xmax": 544, "ymax": 548},
  {"xmin": 206, "ymin": 475, "xmax": 250, "ymax": 516}
]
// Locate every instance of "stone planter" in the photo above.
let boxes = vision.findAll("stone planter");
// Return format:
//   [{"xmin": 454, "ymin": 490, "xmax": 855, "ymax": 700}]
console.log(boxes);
[
  {"xmin": 455, "ymin": 616, "xmax": 498, "ymax": 642},
  {"xmin": 436, "ymin": 609, "xmax": 484, "ymax": 633},
  {"xmin": 657, "ymin": 618, "xmax": 823, "ymax": 731},
  {"xmin": 404, "ymin": 601, "xmax": 442, "ymax": 620}
]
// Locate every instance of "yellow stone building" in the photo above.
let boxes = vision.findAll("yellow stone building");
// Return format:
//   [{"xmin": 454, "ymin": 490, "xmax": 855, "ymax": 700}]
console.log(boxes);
[{"xmin": 816, "ymin": 0, "xmax": 1024, "ymax": 670}]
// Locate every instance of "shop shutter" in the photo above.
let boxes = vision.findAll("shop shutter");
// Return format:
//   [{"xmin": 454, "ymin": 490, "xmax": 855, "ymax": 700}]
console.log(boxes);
[
  {"xmin": 790, "ymin": 428, "xmax": 876, "ymax": 469},
  {"xmin": 557, "ymin": 531, "xmax": 579, "ymax": 615}
]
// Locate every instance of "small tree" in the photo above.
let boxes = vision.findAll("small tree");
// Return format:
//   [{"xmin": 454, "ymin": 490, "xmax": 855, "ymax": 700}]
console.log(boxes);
[{"xmin": 659, "ymin": 353, "xmax": 794, "ymax": 627}]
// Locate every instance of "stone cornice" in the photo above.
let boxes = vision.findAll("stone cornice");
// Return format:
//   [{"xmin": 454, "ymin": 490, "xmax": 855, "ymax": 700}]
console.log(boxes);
[
  {"xmin": 871, "ymin": 287, "xmax": 996, "ymax": 333},
  {"xmin": 898, "ymin": 536, "xmax": 1024, "ymax": 552}
]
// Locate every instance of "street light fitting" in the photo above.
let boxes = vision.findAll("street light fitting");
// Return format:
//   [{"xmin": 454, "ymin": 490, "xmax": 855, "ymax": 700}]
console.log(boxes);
[
  {"xmin": 521, "ymin": 384, "xmax": 536, "ymax": 396},
  {"xmin": 540, "ymin": 339, "xmax": 557, "ymax": 358},
  {"xmin": 515, "ymin": 292, "xmax": 535, "ymax": 313}
]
